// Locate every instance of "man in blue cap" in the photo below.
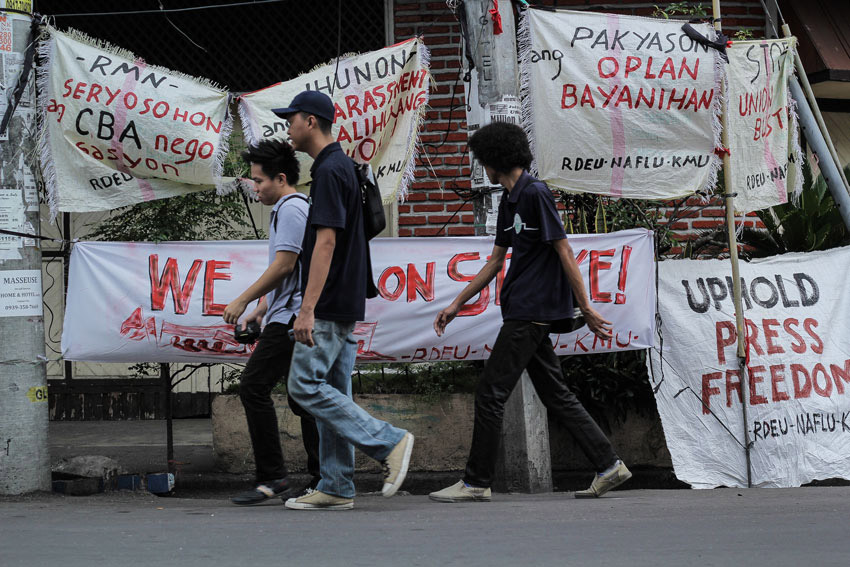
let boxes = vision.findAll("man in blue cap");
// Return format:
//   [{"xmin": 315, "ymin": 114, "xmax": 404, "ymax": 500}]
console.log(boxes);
[{"xmin": 272, "ymin": 90, "xmax": 414, "ymax": 511}]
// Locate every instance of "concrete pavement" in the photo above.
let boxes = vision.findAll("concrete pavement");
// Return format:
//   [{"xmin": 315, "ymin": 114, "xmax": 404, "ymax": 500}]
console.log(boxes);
[{"xmin": 2, "ymin": 487, "xmax": 848, "ymax": 566}]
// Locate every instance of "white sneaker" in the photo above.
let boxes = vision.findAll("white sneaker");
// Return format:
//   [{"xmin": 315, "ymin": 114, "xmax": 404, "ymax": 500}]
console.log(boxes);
[
  {"xmin": 575, "ymin": 461, "xmax": 632, "ymax": 498},
  {"xmin": 382, "ymin": 432, "xmax": 414, "ymax": 498},
  {"xmin": 284, "ymin": 489, "xmax": 353, "ymax": 510},
  {"xmin": 429, "ymin": 480, "xmax": 492, "ymax": 503}
]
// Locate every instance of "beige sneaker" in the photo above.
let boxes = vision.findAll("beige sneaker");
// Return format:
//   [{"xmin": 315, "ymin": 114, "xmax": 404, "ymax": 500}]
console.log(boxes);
[
  {"xmin": 575, "ymin": 461, "xmax": 632, "ymax": 498},
  {"xmin": 284, "ymin": 489, "xmax": 353, "ymax": 510},
  {"xmin": 429, "ymin": 480, "xmax": 492, "ymax": 503},
  {"xmin": 382, "ymin": 432, "xmax": 414, "ymax": 498}
]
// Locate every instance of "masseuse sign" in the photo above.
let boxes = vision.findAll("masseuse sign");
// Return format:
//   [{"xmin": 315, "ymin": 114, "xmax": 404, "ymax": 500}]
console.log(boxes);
[
  {"xmin": 62, "ymin": 230, "xmax": 656, "ymax": 363},
  {"xmin": 649, "ymin": 247, "xmax": 850, "ymax": 488},
  {"xmin": 519, "ymin": 8, "xmax": 722, "ymax": 199}
]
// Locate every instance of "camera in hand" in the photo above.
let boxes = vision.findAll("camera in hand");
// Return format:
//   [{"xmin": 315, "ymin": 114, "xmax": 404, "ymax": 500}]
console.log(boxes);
[{"xmin": 234, "ymin": 321, "xmax": 261, "ymax": 344}]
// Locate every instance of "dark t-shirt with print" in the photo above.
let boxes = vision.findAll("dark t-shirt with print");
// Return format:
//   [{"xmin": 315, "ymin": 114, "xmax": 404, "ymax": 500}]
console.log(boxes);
[
  {"xmin": 494, "ymin": 171, "xmax": 574, "ymax": 321},
  {"xmin": 300, "ymin": 142, "xmax": 366, "ymax": 322}
]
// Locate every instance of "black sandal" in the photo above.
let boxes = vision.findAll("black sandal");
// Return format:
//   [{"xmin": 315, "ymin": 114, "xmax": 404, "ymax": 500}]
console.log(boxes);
[{"xmin": 231, "ymin": 478, "xmax": 290, "ymax": 505}]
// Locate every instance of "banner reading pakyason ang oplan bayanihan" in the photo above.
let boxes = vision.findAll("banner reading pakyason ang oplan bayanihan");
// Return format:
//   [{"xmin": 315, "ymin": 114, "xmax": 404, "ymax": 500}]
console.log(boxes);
[{"xmin": 519, "ymin": 8, "xmax": 722, "ymax": 199}]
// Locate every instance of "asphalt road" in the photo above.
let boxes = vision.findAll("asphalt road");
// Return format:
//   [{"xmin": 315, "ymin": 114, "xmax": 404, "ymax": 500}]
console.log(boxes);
[{"xmin": 2, "ymin": 486, "xmax": 848, "ymax": 567}]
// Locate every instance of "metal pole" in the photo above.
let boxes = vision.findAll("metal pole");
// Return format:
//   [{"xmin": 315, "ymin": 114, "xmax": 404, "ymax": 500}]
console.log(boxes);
[
  {"xmin": 780, "ymin": 25, "xmax": 850, "ymax": 195},
  {"xmin": 788, "ymin": 77, "xmax": 850, "ymax": 230},
  {"xmin": 0, "ymin": 2, "xmax": 50, "ymax": 495},
  {"xmin": 161, "ymin": 362, "xmax": 175, "ymax": 475},
  {"xmin": 713, "ymin": 0, "xmax": 753, "ymax": 488}
]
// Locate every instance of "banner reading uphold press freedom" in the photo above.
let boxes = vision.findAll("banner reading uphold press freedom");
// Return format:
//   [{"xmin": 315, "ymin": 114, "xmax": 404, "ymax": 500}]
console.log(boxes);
[
  {"xmin": 726, "ymin": 38, "xmax": 803, "ymax": 213},
  {"xmin": 37, "ymin": 28, "xmax": 233, "ymax": 219},
  {"xmin": 239, "ymin": 38, "xmax": 430, "ymax": 203},
  {"xmin": 649, "ymin": 249, "xmax": 850, "ymax": 488},
  {"xmin": 62, "ymin": 229, "xmax": 655, "ymax": 363},
  {"xmin": 519, "ymin": 8, "xmax": 722, "ymax": 199}
]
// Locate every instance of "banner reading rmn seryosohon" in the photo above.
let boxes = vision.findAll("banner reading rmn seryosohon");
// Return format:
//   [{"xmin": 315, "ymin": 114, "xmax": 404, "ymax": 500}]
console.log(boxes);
[{"xmin": 38, "ymin": 28, "xmax": 233, "ymax": 219}]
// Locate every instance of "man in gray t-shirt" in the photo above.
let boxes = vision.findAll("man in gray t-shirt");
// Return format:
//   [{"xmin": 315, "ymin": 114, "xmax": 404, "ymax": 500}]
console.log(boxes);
[{"xmin": 222, "ymin": 140, "xmax": 317, "ymax": 506}]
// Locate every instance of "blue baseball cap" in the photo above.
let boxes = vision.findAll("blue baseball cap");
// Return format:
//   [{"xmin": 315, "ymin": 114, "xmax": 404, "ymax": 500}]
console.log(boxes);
[{"xmin": 272, "ymin": 91, "xmax": 335, "ymax": 122}]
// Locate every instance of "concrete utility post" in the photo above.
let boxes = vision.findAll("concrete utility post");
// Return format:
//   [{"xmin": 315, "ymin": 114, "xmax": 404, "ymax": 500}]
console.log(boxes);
[
  {"xmin": 462, "ymin": 0, "xmax": 552, "ymax": 494},
  {"xmin": 0, "ymin": 1, "xmax": 50, "ymax": 495}
]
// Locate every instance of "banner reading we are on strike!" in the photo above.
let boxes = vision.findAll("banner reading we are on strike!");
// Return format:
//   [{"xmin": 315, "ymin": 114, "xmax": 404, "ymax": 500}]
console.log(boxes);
[
  {"xmin": 649, "ymin": 248, "xmax": 850, "ymax": 488},
  {"xmin": 62, "ymin": 230, "xmax": 656, "ymax": 363},
  {"xmin": 519, "ymin": 8, "xmax": 722, "ymax": 199}
]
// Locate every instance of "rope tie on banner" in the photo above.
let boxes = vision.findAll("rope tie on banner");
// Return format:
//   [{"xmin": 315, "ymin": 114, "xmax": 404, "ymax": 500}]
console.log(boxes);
[
  {"xmin": 714, "ymin": 146, "xmax": 731, "ymax": 159},
  {"xmin": 489, "ymin": 1, "xmax": 503, "ymax": 35},
  {"xmin": 681, "ymin": 23, "xmax": 729, "ymax": 63}
]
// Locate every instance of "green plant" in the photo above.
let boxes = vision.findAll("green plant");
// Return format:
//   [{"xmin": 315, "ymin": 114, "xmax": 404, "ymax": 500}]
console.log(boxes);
[
  {"xmin": 88, "ymin": 190, "xmax": 256, "ymax": 242},
  {"xmin": 560, "ymin": 350, "xmax": 657, "ymax": 430},
  {"xmin": 127, "ymin": 362, "xmax": 160, "ymax": 378},
  {"xmin": 353, "ymin": 361, "xmax": 480, "ymax": 404},
  {"xmin": 754, "ymin": 161, "xmax": 850, "ymax": 254},
  {"xmin": 558, "ymin": 191, "xmax": 700, "ymax": 257},
  {"xmin": 690, "ymin": 160, "xmax": 850, "ymax": 259},
  {"xmin": 734, "ymin": 28, "xmax": 754, "ymax": 41},
  {"xmin": 653, "ymin": 2, "xmax": 708, "ymax": 18}
]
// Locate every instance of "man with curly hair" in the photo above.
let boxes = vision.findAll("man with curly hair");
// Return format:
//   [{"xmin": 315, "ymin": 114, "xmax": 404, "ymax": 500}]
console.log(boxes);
[{"xmin": 429, "ymin": 122, "xmax": 631, "ymax": 502}]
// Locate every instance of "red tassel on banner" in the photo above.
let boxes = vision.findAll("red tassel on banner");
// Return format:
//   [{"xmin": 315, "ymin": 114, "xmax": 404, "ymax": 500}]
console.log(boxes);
[{"xmin": 489, "ymin": 0, "xmax": 503, "ymax": 35}]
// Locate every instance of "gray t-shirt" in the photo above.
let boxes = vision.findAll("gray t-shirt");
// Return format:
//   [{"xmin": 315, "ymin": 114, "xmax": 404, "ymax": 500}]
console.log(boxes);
[{"xmin": 264, "ymin": 193, "xmax": 309, "ymax": 325}]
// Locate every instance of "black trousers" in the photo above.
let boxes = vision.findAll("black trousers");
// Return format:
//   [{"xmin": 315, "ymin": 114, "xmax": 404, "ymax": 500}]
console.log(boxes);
[
  {"xmin": 464, "ymin": 320, "xmax": 619, "ymax": 488},
  {"xmin": 239, "ymin": 321, "xmax": 320, "ymax": 483}
]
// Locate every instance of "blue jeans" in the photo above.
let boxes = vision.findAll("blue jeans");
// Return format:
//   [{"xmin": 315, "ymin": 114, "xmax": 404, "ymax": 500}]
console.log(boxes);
[{"xmin": 287, "ymin": 319, "xmax": 406, "ymax": 498}]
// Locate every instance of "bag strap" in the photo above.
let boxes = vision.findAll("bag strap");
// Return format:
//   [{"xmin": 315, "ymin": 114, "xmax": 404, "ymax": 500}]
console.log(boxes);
[
  {"xmin": 269, "ymin": 192, "xmax": 310, "ymax": 313},
  {"xmin": 272, "ymin": 193, "xmax": 309, "ymax": 232}
]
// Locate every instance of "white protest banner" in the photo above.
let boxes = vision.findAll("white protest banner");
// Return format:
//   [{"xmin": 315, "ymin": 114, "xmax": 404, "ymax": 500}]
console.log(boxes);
[
  {"xmin": 649, "ymin": 249, "xmax": 850, "ymax": 488},
  {"xmin": 62, "ymin": 229, "xmax": 655, "ymax": 363},
  {"xmin": 238, "ymin": 38, "xmax": 430, "ymax": 203},
  {"xmin": 37, "ymin": 27, "xmax": 234, "ymax": 219},
  {"xmin": 727, "ymin": 38, "xmax": 802, "ymax": 213},
  {"xmin": 518, "ymin": 8, "xmax": 722, "ymax": 199}
]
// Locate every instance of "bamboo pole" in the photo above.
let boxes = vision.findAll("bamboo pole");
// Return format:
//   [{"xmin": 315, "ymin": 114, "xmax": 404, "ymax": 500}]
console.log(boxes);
[{"xmin": 713, "ymin": 0, "xmax": 753, "ymax": 488}]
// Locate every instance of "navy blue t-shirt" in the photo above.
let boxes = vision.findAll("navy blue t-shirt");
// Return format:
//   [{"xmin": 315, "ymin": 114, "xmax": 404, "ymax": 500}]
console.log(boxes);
[
  {"xmin": 300, "ymin": 142, "xmax": 367, "ymax": 322},
  {"xmin": 494, "ymin": 171, "xmax": 574, "ymax": 322}
]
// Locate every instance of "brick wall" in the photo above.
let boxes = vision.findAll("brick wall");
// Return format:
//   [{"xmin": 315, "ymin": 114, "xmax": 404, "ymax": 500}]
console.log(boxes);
[
  {"xmin": 394, "ymin": 1, "xmax": 475, "ymax": 236},
  {"xmin": 393, "ymin": 1, "xmax": 769, "ymax": 242}
]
